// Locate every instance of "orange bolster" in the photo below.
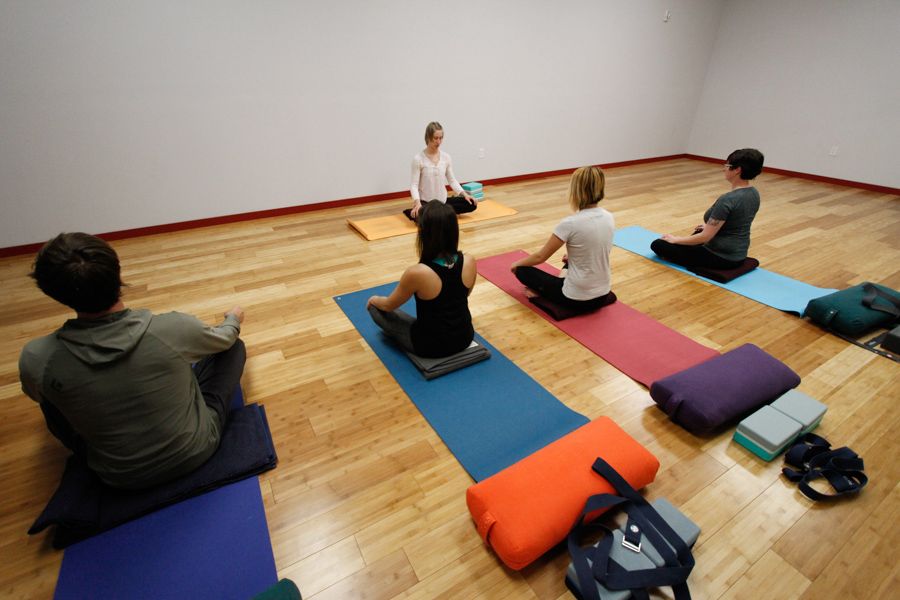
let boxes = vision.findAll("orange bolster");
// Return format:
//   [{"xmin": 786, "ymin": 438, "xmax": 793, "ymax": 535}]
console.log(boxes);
[{"xmin": 465, "ymin": 416, "xmax": 659, "ymax": 570}]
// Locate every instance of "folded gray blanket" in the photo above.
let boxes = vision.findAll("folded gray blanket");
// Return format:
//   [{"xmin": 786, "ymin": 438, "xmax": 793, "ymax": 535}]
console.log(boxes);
[{"xmin": 406, "ymin": 341, "xmax": 491, "ymax": 379}]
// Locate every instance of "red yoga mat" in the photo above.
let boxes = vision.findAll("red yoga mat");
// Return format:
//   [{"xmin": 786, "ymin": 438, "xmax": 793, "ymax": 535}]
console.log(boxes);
[{"xmin": 478, "ymin": 251, "xmax": 719, "ymax": 387}]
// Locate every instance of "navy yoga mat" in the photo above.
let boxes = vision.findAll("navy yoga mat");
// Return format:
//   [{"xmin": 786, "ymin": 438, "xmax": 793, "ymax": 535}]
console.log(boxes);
[
  {"xmin": 55, "ymin": 477, "xmax": 277, "ymax": 599},
  {"xmin": 334, "ymin": 283, "xmax": 589, "ymax": 482},
  {"xmin": 614, "ymin": 225, "xmax": 837, "ymax": 315}
]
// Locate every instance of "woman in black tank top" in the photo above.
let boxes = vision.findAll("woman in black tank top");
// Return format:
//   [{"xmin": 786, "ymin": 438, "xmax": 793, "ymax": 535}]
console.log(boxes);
[{"xmin": 367, "ymin": 201, "xmax": 476, "ymax": 358}]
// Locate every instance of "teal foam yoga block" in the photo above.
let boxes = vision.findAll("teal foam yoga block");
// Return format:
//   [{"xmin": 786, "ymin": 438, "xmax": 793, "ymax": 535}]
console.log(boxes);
[
  {"xmin": 771, "ymin": 389, "xmax": 826, "ymax": 434},
  {"xmin": 734, "ymin": 405, "xmax": 802, "ymax": 461},
  {"xmin": 462, "ymin": 181, "xmax": 483, "ymax": 193}
]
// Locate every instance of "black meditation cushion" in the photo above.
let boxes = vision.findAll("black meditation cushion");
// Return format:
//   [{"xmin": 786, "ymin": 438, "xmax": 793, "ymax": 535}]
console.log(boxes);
[
  {"xmin": 529, "ymin": 296, "xmax": 581, "ymax": 321},
  {"xmin": 529, "ymin": 292, "xmax": 617, "ymax": 321},
  {"xmin": 689, "ymin": 257, "xmax": 759, "ymax": 283}
]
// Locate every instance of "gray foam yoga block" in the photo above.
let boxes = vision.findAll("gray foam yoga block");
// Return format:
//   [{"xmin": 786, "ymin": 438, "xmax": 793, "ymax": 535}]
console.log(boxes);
[
  {"xmin": 770, "ymin": 389, "xmax": 827, "ymax": 434},
  {"xmin": 734, "ymin": 405, "xmax": 802, "ymax": 461},
  {"xmin": 565, "ymin": 498, "xmax": 700, "ymax": 600}
]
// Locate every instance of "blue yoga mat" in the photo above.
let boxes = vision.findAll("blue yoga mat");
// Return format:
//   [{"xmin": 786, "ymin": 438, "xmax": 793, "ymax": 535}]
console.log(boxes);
[
  {"xmin": 55, "ymin": 477, "xmax": 277, "ymax": 599},
  {"xmin": 334, "ymin": 283, "xmax": 589, "ymax": 481},
  {"xmin": 614, "ymin": 226, "xmax": 837, "ymax": 315}
]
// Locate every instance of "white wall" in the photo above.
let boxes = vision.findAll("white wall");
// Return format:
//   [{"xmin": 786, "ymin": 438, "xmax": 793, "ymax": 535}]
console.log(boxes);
[
  {"xmin": 688, "ymin": 0, "xmax": 900, "ymax": 188},
  {"xmin": 1, "ymin": 0, "xmax": 723, "ymax": 248}
]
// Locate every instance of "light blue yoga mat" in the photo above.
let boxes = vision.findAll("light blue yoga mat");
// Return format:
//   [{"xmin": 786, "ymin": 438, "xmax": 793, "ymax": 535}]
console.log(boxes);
[
  {"xmin": 334, "ymin": 283, "xmax": 589, "ymax": 481},
  {"xmin": 614, "ymin": 226, "xmax": 837, "ymax": 315}
]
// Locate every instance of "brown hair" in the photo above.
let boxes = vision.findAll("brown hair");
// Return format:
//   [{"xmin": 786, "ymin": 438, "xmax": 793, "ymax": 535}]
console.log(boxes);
[
  {"xmin": 30, "ymin": 232, "xmax": 123, "ymax": 313},
  {"xmin": 424, "ymin": 121, "xmax": 443, "ymax": 143},
  {"xmin": 416, "ymin": 201, "xmax": 459, "ymax": 264}
]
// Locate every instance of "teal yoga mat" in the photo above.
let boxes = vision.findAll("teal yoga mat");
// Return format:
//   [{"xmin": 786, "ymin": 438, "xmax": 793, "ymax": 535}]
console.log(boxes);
[
  {"xmin": 614, "ymin": 226, "xmax": 836, "ymax": 315},
  {"xmin": 334, "ymin": 283, "xmax": 589, "ymax": 481}
]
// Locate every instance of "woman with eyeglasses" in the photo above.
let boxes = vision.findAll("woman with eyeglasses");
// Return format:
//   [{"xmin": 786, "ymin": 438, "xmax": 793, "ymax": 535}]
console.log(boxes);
[
  {"xmin": 651, "ymin": 148, "xmax": 765, "ymax": 269},
  {"xmin": 509, "ymin": 166, "xmax": 617, "ymax": 316}
]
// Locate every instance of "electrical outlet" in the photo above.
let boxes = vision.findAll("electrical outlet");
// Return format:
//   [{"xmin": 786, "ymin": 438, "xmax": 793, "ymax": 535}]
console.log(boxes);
[
  {"xmin": 829, "ymin": 145, "xmax": 839, "ymax": 156},
  {"xmin": 663, "ymin": 10, "xmax": 671, "ymax": 22},
  {"xmin": 478, "ymin": 148, "xmax": 485, "ymax": 159}
]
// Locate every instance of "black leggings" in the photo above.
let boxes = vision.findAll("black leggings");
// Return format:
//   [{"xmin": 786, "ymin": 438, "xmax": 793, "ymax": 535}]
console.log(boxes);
[
  {"xmin": 367, "ymin": 304, "xmax": 416, "ymax": 353},
  {"xmin": 650, "ymin": 239, "xmax": 743, "ymax": 270},
  {"xmin": 514, "ymin": 266, "xmax": 616, "ymax": 314},
  {"xmin": 403, "ymin": 197, "xmax": 477, "ymax": 221},
  {"xmin": 192, "ymin": 339, "xmax": 247, "ymax": 430}
]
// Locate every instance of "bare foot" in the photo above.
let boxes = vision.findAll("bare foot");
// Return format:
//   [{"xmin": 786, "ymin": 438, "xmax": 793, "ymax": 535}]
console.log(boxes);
[{"xmin": 523, "ymin": 287, "xmax": 539, "ymax": 299}]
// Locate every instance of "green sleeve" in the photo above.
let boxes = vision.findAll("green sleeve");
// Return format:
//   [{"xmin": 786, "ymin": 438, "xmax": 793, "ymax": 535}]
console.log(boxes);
[
  {"xmin": 19, "ymin": 337, "xmax": 54, "ymax": 403},
  {"xmin": 151, "ymin": 312, "xmax": 241, "ymax": 363}
]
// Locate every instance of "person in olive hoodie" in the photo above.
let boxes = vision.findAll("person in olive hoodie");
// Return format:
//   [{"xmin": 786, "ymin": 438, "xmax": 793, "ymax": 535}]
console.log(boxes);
[{"xmin": 19, "ymin": 232, "xmax": 246, "ymax": 490}]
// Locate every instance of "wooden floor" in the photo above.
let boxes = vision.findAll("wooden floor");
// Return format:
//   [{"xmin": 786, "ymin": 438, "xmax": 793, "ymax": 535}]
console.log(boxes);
[{"xmin": 1, "ymin": 158, "xmax": 898, "ymax": 599}]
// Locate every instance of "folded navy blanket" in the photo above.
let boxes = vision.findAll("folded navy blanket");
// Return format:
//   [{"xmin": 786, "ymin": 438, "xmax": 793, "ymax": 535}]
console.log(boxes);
[{"xmin": 29, "ymin": 402, "xmax": 277, "ymax": 548}]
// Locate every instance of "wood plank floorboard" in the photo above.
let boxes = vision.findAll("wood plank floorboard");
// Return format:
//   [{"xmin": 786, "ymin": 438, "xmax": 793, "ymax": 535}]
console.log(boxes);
[{"xmin": 0, "ymin": 159, "xmax": 897, "ymax": 598}]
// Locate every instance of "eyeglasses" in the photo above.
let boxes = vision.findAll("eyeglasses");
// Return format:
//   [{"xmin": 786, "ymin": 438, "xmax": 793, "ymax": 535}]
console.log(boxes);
[{"xmin": 724, "ymin": 163, "xmax": 738, "ymax": 170}]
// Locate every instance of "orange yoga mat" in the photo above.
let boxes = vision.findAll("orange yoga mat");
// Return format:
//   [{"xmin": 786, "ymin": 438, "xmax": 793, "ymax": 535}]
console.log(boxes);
[{"xmin": 347, "ymin": 200, "xmax": 517, "ymax": 241}]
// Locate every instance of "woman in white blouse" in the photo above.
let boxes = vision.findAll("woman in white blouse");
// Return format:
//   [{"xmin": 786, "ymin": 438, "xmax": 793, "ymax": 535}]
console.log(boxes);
[{"xmin": 404, "ymin": 122, "xmax": 477, "ymax": 221}]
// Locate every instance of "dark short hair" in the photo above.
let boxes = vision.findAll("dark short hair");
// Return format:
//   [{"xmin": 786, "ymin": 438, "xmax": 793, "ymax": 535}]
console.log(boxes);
[
  {"xmin": 416, "ymin": 201, "xmax": 459, "ymax": 264},
  {"xmin": 30, "ymin": 233, "xmax": 123, "ymax": 313},
  {"xmin": 727, "ymin": 148, "xmax": 764, "ymax": 180}
]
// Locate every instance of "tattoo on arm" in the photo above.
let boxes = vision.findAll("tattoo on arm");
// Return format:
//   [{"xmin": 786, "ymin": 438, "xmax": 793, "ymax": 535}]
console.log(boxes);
[{"xmin": 706, "ymin": 219, "xmax": 724, "ymax": 227}]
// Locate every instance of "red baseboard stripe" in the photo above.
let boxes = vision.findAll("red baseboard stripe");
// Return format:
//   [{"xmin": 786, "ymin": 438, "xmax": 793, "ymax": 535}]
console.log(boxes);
[
  {"xmin": 0, "ymin": 190, "xmax": 408, "ymax": 259},
  {"xmin": 479, "ymin": 154, "xmax": 690, "ymax": 185},
  {"xmin": 685, "ymin": 154, "xmax": 900, "ymax": 195},
  {"xmin": 3, "ymin": 153, "xmax": 895, "ymax": 258}
]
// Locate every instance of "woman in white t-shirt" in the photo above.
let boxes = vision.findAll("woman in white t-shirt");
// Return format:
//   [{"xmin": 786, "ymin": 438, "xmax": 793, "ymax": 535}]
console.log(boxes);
[
  {"xmin": 404, "ymin": 121, "xmax": 477, "ymax": 221},
  {"xmin": 510, "ymin": 166, "xmax": 616, "ymax": 316}
]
